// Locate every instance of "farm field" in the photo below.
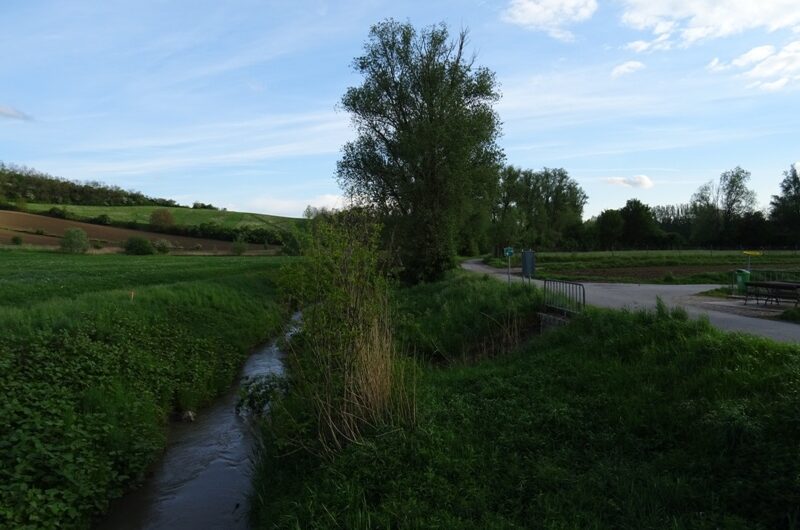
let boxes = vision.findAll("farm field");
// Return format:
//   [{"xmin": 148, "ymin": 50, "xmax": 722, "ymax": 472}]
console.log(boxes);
[
  {"xmin": 0, "ymin": 210, "xmax": 270, "ymax": 251},
  {"xmin": 486, "ymin": 249, "xmax": 800, "ymax": 284},
  {"xmin": 25, "ymin": 203, "xmax": 304, "ymax": 231},
  {"xmin": 0, "ymin": 249, "xmax": 291, "ymax": 528}
]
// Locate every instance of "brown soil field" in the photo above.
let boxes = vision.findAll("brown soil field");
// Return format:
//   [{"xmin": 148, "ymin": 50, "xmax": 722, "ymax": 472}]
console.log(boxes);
[{"xmin": 0, "ymin": 211, "xmax": 260, "ymax": 251}]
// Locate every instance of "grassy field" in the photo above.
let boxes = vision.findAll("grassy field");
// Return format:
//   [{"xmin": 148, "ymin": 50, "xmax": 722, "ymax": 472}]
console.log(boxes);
[
  {"xmin": 486, "ymin": 249, "xmax": 800, "ymax": 284},
  {"xmin": 25, "ymin": 203, "xmax": 304, "ymax": 231},
  {"xmin": 0, "ymin": 249, "xmax": 290, "ymax": 528},
  {"xmin": 254, "ymin": 274, "xmax": 800, "ymax": 528}
]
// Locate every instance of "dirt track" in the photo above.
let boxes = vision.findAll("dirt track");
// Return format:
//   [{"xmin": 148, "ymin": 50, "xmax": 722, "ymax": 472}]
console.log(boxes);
[{"xmin": 0, "ymin": 211, "xmax": 252, "ymax": 250}]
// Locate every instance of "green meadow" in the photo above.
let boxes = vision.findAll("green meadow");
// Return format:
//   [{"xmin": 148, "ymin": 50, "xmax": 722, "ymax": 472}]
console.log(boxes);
[{"xmin": 24, "ymin": 203, "xmax": 304, "ymax": 231}]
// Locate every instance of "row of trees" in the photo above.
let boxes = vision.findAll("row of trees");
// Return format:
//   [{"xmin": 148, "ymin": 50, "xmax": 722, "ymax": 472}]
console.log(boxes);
[
  {"xmin": 0, "ymin": 163, "xmax": 179, "ymax": 207},
  {"xmin": 590, "ymin": 165, "xmax": 800, "ymax": 250},
  {"xmin": 335, "ymin": 20, "xmax": 798, "ymax": 283}
]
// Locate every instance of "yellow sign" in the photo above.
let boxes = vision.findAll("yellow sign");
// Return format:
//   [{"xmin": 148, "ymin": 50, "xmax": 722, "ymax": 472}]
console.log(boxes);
[{"xmin": 743, "ymin": 251, "xmax": 763, "ymax": 257}]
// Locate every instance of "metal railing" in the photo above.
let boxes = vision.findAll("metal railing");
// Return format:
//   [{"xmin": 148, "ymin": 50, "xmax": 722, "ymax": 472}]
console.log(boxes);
[
  {"xmin": 544, "ymin": 279, "xmax": 586, "ymax": 316},
  {"xmin": 728, "ymin": 269, "xmax": 800, "ymax": 291}
]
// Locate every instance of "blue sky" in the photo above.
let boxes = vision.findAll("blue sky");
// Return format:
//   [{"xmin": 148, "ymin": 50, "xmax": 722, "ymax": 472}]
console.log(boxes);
[{"xmin": 1, "ymin": 0, "xmax": 798, "ymax": 217}]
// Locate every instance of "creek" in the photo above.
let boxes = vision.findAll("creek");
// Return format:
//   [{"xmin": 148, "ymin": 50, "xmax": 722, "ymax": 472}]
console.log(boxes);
[{"xmin": 96, "ymin": 318, "xmax": 297, "ymax": 530}]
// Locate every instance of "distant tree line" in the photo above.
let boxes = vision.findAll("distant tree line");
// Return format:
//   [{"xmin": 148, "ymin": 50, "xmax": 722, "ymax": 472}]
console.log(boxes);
[
  {"xmin": 585, "ymin": 165, "xmax": 800, "ymax": 250},
  {"xmin": 0, "ymin": 162, "xmax": 190, "ymax": 207}
]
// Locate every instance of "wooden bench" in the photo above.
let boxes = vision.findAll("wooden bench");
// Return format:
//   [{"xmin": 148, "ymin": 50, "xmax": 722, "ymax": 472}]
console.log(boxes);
[{"xmin": 744, "ymin": 281, "xmax": 800, "ymax": 307}]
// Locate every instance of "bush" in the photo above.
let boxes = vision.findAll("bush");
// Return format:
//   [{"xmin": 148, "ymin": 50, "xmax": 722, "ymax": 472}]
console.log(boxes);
[
  {"xmin": 124, "ymin": 237, "xmax": 155, "ymax": 255},
  {"xmin": 149, "ymin": 208, "xmax": 174, "ymax": 228},
  {"xmin": 231, "ymin": 236, "xmax": 247, "ymax": 256},
  {"xmin": 10, "ymin": 235, "xmax": 22, "ymax": 245},
  {"xmin": 61, "ymin": 228, "xmax": 90, "ymax": 253},
  {"xmin": 153, "ymin": 239, "xmax": 172, "ymax": 254},
  {"xmin": 91, "ymin": 214, "xmax": 112, "ymax": 225},
  {"xmin": 47, "ymin": 206, "xmax": 69, "ymax": 219}
]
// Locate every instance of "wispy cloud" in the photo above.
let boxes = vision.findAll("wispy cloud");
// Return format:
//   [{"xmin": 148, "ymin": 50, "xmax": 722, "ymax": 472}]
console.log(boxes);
[
  {"xmin": 611, "ymin": 61, "xmax": 645, "ymax": 78},
  {"xmin": 619, "ymin": 0, "xmax": 800, "ymax": 45},
  {"xmin": 709, "ymin": 41, "xmax": 800, "ymax": 91},
  {"xmin": 604, "ymin": 174, "xmax": 655, "ymax": 188},
  {"xmin": 0, "ymin": 105, "xmax": 32, "ymax": 121},
  {"xmin": 501, "ymin": 0, "xmax": 598, "ymax": 41}
]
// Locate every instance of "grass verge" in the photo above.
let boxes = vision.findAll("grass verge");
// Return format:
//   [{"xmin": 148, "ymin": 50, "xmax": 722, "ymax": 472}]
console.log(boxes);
[{"xmin": 254, "ymin": 284, "xmax": 800, "ymax": 528}]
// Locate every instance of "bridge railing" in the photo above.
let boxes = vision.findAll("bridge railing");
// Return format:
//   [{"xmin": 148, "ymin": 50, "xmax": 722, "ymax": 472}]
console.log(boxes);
[{"xmin": 543, "ymin": 279, "xmax": 586, "ymax": 316}]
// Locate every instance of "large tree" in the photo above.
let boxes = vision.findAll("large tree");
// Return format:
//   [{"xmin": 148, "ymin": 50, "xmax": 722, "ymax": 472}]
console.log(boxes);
[
  {"xmin": 620, "ymin": 199, "xmax": 659, "ymax": 247},
  {"xmin": 770, "ymin": 164, "xmax": 800, "ymax": 245},
  {"xmin": 336, "ymin": 20, "xmax": 503, "ymax": 282}
]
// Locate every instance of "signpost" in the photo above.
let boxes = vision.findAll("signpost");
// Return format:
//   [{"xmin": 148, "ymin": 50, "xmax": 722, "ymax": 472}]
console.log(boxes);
[
  {"xmin": 504, "ymin": 247, "xmax": 514, "ymax": 284},
  {"xmin": 743, "ymin": 250, "xmax": 762, "ymax": 271}
]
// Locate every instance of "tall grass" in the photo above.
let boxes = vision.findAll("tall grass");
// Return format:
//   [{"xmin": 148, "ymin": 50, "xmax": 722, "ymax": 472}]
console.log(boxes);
[{"xmin": 274, "ymin": 212, "xmax": 414, "ymax": 456}]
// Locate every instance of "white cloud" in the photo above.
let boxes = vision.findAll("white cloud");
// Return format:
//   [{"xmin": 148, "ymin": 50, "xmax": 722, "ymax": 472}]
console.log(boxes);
[
  {"xmin": 619, "ymin": 0, "xmax": 800, "ymax": 45},
  {"xmin": 604, "ymin": 175, "xmax": 655, "ymax": 189},
  {"xmin": 501, "ymin": 0, "xmax": 598, "ymax": 41},
  {"xmin": 711, "ymin": 41, "xmax": 800, "ymax": 91},
  {"xmin": 625, "ymin": 33, "xmax": 672, "ymax": 53},
  {"xmin": 732, "ymin": 45, "xmax": 776, "ymax": 67},
  {"xmin": 706, "ymin": 58, "xmax": 730, "ymax": 72},
  {"xmin": 0, "ymin": 105, "xmax": 31, "ymax": 121},
  {"xmin": 611, "ymin": 60, "xmax": 645, "ymax": 78}
]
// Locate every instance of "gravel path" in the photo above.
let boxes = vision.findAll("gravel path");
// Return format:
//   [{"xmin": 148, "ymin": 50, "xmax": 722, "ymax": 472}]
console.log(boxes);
[{"xmin": 462, "ymin": 259, "xmax": 800, "ymax": 344}]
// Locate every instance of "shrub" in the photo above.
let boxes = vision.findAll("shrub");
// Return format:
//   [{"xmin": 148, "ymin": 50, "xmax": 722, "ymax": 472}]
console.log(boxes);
[
  {"xmin": 10, "ymin": 235, "xmax": 22, "ymax": 245},
  {"xmin": 231, "ymin": 236, "xmax": 247, "ymax": 256},
  {"xmin": 149, "ymin": 208, "xmax": 175, "ymax": 228},
  {"xmin": 61, "ymin": 228, "xmax": 90, "ymax": 253},
  {"xmin": 91, "ymin": 214, "xmax": 112, "ymax": 225},
  {"xmin": 34, "ymin": 229, "xmax": 45, "ymax": 235},
  {"xmin": 48, "ymin": 206, "xmax": 69, "ymax": 219},
  {"xmin": 153, "ymin": 239, "xmax": 172, "ymax": 254},
  {"xmin": 124, "ymin": 237, "xmax": 155, "ymax": 255}
]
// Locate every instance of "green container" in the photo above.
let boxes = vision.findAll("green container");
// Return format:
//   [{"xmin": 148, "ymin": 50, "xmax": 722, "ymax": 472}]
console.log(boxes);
[{"xmin": 735, "ymin": 269, "xmax": 750, "ymax": 295}]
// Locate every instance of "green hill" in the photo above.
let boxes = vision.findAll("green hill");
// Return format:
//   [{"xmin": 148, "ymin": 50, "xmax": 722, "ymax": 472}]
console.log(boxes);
[{"xmin": 25, "ymin": 203, "xmax": 304, "ymax": 231}]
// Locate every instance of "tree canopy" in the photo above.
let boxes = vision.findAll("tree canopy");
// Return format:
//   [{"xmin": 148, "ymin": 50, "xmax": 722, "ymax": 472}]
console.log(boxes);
[{"xmin": 337, "ymin": 19, "xmax": 503, "ymax": 281}]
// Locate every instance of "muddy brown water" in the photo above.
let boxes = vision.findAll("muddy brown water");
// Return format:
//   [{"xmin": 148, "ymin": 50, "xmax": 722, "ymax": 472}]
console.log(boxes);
[{"xmin": 96, "ymin": 319, "xmax": 297, "ymax": 530}]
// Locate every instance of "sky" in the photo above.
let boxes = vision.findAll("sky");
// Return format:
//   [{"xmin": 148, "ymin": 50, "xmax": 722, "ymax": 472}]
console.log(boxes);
[{"xmin": 1, "ymin": 0, "xmax": 799, "ymax": 218}]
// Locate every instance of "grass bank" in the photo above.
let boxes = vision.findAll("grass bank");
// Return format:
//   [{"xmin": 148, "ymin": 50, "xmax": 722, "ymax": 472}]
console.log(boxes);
[
  {"xmin": 0, "ymin": 249, "xmax": 290, "ymax": 528},
  {"xmin": 254, "ymin": 278, "xmax": 800, "ymax": 528}
]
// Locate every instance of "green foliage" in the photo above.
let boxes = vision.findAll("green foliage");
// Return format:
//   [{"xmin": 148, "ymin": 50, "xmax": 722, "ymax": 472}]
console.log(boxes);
[
  {"xmin": 0, "ymin": 251, "xmax": 287, "ymax": 528},
  {"xmin": 60, "ymin": 228, "xmax": 90, "ymax": 254},
  {"xmin": 254, "ymin": 303, "xmax": 800, "ymax": 528},
  {"xmin": 231, "ymin": 235, "xmax": 247, "ymax": 256},
  {"xmin": 124, "ymin": 236, "xmax": 155, "ymax": 255},
  {"xmin": 152, "ymin": 239, "xmax": 172, "ymax": 254},
  {"xmin": 491, "ymin": 166, "xmax": 587, "ymax": 251},
  {"xmin": 149, "ymin": 208, "xmax": 175, "ymax": 228},
  {"xmin": 337, "ymin": 19, "xmax": 503, "ymax": 282},
  {"xmin": 10, "ymin": 235, "xmax": 22, "ymax": 245},
  {"xmin": 272, "ymin": 212, "xmax": 411, "ymax": 456},
  {"xmin": 770, "ymin": 164, "xmax": 800, "ymax": 245},
  {"xmin": 779, "ymin": 307, "xmax": 800, "ymax": 323},
  {"xmin": 0, "ymin": 161, "xmax": 178, "ymax": 206},
  {"xmin": 393, "ymin": 271, "xmax": 542, "ymax": 362},
  {"xmin": 594, "ymin": 208, "xmax": 624, "ymax": 249}
]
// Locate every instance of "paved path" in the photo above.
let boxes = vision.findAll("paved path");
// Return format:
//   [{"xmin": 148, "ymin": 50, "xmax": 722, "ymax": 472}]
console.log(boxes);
[{"xmin": 462, "ymin": 259, "xmax": 800, "ymax": 344}]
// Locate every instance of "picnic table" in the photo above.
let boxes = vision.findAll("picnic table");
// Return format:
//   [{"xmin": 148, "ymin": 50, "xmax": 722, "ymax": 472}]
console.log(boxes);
[{"xmin": 744, "ymin": 281, "xmax": 800, "ymax": 307}]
